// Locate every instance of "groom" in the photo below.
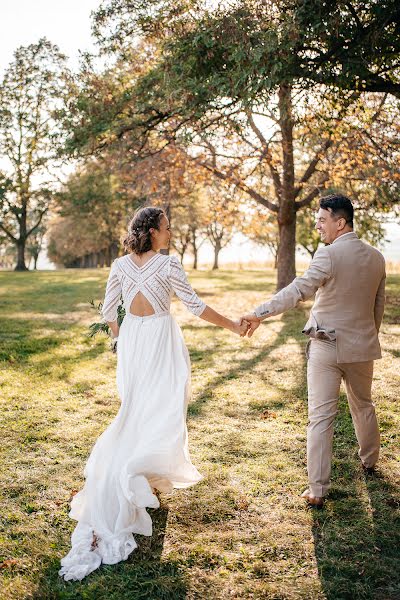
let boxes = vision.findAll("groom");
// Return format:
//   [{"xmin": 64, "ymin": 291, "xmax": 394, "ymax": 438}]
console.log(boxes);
[{"xmin": 241, "ymin": 194, "xmax": 386, "ymax": 507}]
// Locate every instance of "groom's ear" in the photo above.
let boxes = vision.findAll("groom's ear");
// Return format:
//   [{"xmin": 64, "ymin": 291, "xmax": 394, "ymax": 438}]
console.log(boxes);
[{"xmin": 336, "ymin": 216, "xmax": 347, "ymax": 231}]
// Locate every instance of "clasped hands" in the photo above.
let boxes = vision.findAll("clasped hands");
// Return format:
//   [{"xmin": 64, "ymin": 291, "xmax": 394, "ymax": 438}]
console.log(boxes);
[{"xmin": 233, "ymin": 313, "xmax": 261, "ymax": 337}]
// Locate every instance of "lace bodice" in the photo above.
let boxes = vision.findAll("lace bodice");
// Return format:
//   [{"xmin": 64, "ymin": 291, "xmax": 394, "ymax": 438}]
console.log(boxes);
[{"xmin": 101, "ymin": 254, "xmax": 206, "ymax": 322}]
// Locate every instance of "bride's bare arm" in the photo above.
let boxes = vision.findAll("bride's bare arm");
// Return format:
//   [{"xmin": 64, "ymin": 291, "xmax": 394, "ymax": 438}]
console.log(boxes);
[
  {"xmin": 107, "ymin": 320, "xmax": 119, "ymax": 339},
  {"xmin": 199, "ymin": 306, "xmax": 249, "ymax": 336}
]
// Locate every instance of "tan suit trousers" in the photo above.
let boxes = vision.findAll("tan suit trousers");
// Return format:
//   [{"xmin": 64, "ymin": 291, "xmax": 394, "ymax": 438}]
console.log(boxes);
[{"xmin": 306, "ymin": 339, "xmax": 380, "ymax": 497}]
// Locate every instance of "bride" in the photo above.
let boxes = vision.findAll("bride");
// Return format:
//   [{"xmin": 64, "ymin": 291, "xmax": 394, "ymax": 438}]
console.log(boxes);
[{"xmin": 59, "ymin": 206, "xmax": 248, "ymax": 581}]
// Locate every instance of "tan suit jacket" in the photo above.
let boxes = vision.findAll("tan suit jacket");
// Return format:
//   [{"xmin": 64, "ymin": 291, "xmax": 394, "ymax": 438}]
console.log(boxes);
[{"xmin": 254, "ymin": 232, "xmax": 386, "ymax": 363}]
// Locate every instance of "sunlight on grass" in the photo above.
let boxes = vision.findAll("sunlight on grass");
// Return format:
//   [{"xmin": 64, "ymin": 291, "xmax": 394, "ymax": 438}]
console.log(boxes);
[{"xmin": 0, "ymin": 269, "xmax": 399, "ymax": 599}]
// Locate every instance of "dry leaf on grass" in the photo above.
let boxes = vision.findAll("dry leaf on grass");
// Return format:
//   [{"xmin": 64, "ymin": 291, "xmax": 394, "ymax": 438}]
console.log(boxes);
[
  {"xmin": 0, "ymin": 559, "xmax": 18, "ymax": 569},
  {"xmin": 236, "ymin": 496, "xmax": 250, "ymax": 511},
  {"xmin": 260, "ymin": 410, "xmax": 277, "ymax": 419},
  {"xmin": 69, "ymin": 489, "xmax": 79, "ymax": 501}
]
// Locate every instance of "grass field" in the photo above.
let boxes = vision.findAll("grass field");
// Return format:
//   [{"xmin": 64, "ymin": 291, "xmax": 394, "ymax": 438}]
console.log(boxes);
[{"xmin": 0, "ymin": 268, "xmax": 399, "ymax": 600}]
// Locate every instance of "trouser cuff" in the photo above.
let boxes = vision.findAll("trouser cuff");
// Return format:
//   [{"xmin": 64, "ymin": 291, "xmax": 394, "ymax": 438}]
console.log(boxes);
[{"xmin": 309, "ymin": 483, "xmax": 329, "ymax": 497}]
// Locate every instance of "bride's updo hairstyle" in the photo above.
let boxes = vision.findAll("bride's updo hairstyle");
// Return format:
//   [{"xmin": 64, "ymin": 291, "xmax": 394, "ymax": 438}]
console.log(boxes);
[{"xmin": 123, "ymin": 206, "xmax": 165, "ymax": 255}]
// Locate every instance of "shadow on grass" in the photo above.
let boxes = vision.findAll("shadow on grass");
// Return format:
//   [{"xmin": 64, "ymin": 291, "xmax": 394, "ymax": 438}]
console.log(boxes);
[
  {"xmin": 33, "ymin": 505, "xmax": 189, "ymax": 600},
  {"xmin": 311, "ymin": 394, "xmax": 400, "ymax": 599},
  {"xmin": 191, "ymin": 306, "xmax": 400, "ymax": 599},
  {"xmin": 188, "ymin": 269, "xmax": 275, "ymax": 294},
  {"xmin": 0, "ymin": 329, "xmax": 107, "ymax": 381},
  {"xmin": 0, "ymin": 271, "xmax": 106, "ymax": 314},
  {"xmin": 187, "ymin": 307, "xmax": 309, "ymax": 419},
  {"xmin": 0, "ymin": 313, "xmax": 107, "ymax": 374},
  {"xmin": 0, "ymin": 270, "xmax": 110, "ymax": 365}
]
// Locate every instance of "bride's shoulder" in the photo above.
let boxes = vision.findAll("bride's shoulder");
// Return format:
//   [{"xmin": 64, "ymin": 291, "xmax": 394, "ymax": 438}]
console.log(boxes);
[
  {"xmin": 110, "ymin": 256, "xmax": 126, "ymax": 274},
  {"xmin": 168, "ymin": 255, "xmax": 184, "ymax": 271}
]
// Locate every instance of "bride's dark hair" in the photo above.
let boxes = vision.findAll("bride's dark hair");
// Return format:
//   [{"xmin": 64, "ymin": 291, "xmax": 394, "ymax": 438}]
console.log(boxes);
[{"xmin": 123, "ymin": 206, "xmax": 165, "ymax": 255}]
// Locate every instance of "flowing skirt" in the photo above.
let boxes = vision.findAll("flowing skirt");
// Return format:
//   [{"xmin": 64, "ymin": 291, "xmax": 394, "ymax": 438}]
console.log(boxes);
[{"xmin": 59, "ymin": 312, "xmax": 202, "ymax": 581}]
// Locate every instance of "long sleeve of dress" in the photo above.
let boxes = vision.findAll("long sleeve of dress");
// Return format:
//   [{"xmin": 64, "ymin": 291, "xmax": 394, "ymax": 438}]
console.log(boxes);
[
  {"xmin": 101, "ymin": 260, "xmax": 122, "ymax": 322},
  {"xmin": 169, "ymin": 256, "xmax": 206, "ymax": 317}
]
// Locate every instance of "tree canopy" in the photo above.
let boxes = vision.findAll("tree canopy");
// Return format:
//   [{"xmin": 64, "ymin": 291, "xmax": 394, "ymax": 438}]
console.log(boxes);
[{"xmin": 0, "ymin": 38, "xmax": 68, "ymax": 270}]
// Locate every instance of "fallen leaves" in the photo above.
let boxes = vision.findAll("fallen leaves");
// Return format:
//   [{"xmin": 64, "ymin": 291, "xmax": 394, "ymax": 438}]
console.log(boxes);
[
  {"xmin": 0, "ymin": 559, "xmax": 18, "ymax": 569},
  {"xmin": 69, "ymin": 489, "xmax": 79, "ymax": 501},
  {"xmin": 260, "ymin": 410, "xmax": 277, "ymax": 420}
]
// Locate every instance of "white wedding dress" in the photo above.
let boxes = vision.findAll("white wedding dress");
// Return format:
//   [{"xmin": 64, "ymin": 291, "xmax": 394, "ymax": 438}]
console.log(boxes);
[{"xmin": 59, "ymin": 253, "xmax": 205, "ymax": 581}]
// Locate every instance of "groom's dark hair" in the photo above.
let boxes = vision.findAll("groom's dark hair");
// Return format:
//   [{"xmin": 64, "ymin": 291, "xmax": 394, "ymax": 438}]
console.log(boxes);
[{"xmin": 319, "ymin": 194, "xmax": 354, "ymax": 228}]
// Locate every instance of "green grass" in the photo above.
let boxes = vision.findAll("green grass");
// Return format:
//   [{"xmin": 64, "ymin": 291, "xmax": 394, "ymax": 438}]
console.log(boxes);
[{"xmin": 0, "ymin": 268, "xmax": 399, "ymax": 600}]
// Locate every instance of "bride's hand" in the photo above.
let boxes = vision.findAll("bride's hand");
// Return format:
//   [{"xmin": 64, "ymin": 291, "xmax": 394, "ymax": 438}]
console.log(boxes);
[
  {"xmin": 231, "ymin": 319, "xmax": 250, "ymax": 337},
  {"xmin": 240, "ymin": 314, "xmax": 261, "ymax": 338}
]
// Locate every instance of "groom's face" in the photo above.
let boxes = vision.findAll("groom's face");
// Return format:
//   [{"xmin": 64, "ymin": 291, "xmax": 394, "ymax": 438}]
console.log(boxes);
[{"xmin": 316, "ymin": 208, "xmax": 341, "ymax": 244}]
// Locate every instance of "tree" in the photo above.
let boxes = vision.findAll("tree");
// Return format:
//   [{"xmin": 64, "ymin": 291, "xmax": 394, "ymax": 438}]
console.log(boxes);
[
  {"xmin": 283, "ymin": 0, "xmax": 400, "ymax": 98},
  {"xmin": 0, "ymin": 39, "xmax": 68, "ymax": 270},
  {"xmin": 26, "ymin": 221, "xmax": 47, "ymax": 270},
  {"xmin": 48, "ymin": 158, "xmax": 135, "ymax": 266},
  {"xmin": 93, "ymin": 0, "xmax": 400, "ymax": 98},
  {"xmin": 0, "ymin": 228, "xmax": 15, "ymax": 269},
  {"xmin": 170, "ymin": 207, "xmax": 191, "ymax": 263},
  {"xmin": 183, "ymin": 90, "xmax": 397, "ymax": 287},
  {"xmin": 205, "ymin": 186, "xmax": 238, "ymax": 269},
  {"xmin": 296, "ymin": 207, "xmax": 322, "ymax": 259},
  {"xmin": 65, "ymin": 2, "xmax": 400, "ymax": 287},
  {"xmin": 242, "ymin": 204, "xmax": 280, "ymax": 268},
  {"xmin": 170, "ymin": 196, "xmax": 207, "ymax": 267},
  {"xmin": 187, "ymin": 190, "xmax": 208, "ymax": 269},
  {"xmin": 47, "ymin": 212, "xmax": 122, "ymax": 268}
]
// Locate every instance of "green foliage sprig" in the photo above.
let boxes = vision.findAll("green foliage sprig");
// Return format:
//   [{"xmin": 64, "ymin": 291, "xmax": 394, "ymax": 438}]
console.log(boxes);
[{"xmin": 88, "ymin": 298, "xmax": 125, "ymax": 338}]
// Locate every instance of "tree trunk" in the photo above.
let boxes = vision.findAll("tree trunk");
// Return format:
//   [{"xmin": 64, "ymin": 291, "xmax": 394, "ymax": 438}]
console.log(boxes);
[
  {"xmin": 105, "ymin": 246, "xmax": 111, "ymax": 267},
  {"xmin": 110, "ymin": 242, "xmax": 119, "ymax": 261},
  {"xmin": 33, "ymin": 254, "xmax": 39, "ymax": 270},
  {"xmin": 277, "ymin": 84, "xmax": 296, "ymax": 290},
  {"xmin": 277, "ymin": 211, "xmax": 296, "ymax": 289},
  {"xmin": 99, "ymin": 249, "xmax": 105, "ymax": 267},
  {"xmin": 212, "ymin": 241, "xmax": 221, "ymax": 270},
  {"xmin": 190, "ymin": 225, "xmax": 200, "ymax": 269},
  {"xmin": 193, "ymin": 247, "xmax": 198, "ymax": 270},
  {"xmin": 164, "ymin": 199, "xmax": 171, "ymax": 255},
  {"xmin": 15, "ymin": 240, "xmax": 28, "ymax": 271}
]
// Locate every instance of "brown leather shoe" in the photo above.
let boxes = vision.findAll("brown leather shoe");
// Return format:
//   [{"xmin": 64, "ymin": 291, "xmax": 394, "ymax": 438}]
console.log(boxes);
[
  {"xmin": 361, "ymin": 463, "xmax": 376, "ymax": 476},
  {"xmin": 301, "ymin": 489, "xmax": 324, "ymax": 508}
]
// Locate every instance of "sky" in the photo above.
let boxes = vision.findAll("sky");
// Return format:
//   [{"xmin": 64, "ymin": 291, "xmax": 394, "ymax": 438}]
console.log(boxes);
[
  {"xmin": 1, "ymin": 1, "xmax": 399, "ymax": 267},
  {"xmin": 0, "ymin": 0, "xmax": 98, "ymax": 75}
]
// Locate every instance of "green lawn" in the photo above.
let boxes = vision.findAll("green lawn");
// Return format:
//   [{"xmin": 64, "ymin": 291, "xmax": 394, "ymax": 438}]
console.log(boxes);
[{"xmin": 0, "ymin": 268, "xmax": 399, "ymax": 600}]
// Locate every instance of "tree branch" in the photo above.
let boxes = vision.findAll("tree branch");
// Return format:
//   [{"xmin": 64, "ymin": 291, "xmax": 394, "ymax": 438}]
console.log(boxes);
[
  {"xmin": 196, "ymin": 158, "xmax": 279, "ymax": 213},
  {"xmin": 246, "ymin": 111, "xmax": 282, "ymax": 200},
  {"xmin": 27, "ymin": 208, "xmax": 48, "ymax": 237},
  {"xmin": 295, "ymin": 138, "xmax": 333, "ymax": 197},
  {"xmin": 295, "ymin": 174, "xmax": 330, "ymax": 210},
  {"xmin": 0, "ymin": 222, "xmax": 18, "ymax": 242}
]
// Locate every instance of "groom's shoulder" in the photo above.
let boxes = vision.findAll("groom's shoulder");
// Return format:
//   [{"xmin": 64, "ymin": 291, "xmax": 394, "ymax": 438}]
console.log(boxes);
[
  {"xmin": 311, "ymin": 244, "xmax": 332, "ymax": 263},
  {"xmin": 346, "ymin": 236, "xmax": 385, "ymax": 262},
  {"xmin": 327, "ymin": 235, "xmax": 385, "ymax": 268},
  {"xmin": 361, "ymin": 240, "xmax": 385, "ymax": 263}
]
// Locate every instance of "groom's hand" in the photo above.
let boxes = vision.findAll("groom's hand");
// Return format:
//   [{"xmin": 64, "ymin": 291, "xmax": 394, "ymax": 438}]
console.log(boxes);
[
  {"xmin": 240, "ymin": 313, "xmax": 261, "ymax": 338},
  {"xmin": 239, "ymin": 319, "xmax": 251, "ymax": 337}
]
